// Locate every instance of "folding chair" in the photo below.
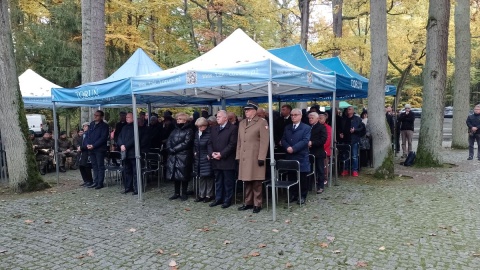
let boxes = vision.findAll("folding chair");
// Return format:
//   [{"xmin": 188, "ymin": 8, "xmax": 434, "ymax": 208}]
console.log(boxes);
[
  {"xmin": 266, "ymin": 159, "xmax": 301, "ymax": 211},
  {"xmin": 306, "ymin": 154, "xmax": 316, "ymax": 193},
  {"xmin": 335, "ymin": 144, "xmax": 351, "ymax": 178},
  {"xmin": 105, "ymin": 151, "xmax": 123, "ymax": 187},
  {"xmin": 142, "ymin": 153, "xmax": 162, "ymax": 191}
]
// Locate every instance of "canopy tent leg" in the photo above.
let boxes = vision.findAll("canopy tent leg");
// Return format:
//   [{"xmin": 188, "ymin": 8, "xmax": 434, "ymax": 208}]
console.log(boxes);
[
  {"xmin": 132, "ymin": 94, "xmax": 143, "ymax": 202},
  {"xmin": 52, "ymin": 102, "xmax": 60, "ymax": 186},
  {"xmin": 267, "ymin": 81, "xmax": 277, "ymax": 222}
]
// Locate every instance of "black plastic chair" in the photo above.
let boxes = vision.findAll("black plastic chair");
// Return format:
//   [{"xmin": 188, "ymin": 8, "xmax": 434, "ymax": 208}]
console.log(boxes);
[
  {"xmin": 306, "ymin": 154, "xmax": 316, "ymax": 193},
  {"xmin": 142, "ymin": 153, "xmax": 162, "ymax": 190},
  {"xmin": 335, "ymin": 144, "xmax": 351, "ymax": 178},
  {"xmin": 105, "ymin": 151, "xmax": 123, "ymax": 187},
  {"xmin": 266, "ymin": 159, "xmax": 301, "ymax": 211}
]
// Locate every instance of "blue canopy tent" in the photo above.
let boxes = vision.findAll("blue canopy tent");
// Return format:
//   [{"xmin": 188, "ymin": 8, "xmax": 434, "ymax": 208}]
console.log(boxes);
[
  {"xmin": 318, "ymin": 56, "xmax": 397, "ymax": 97},
  {"xmin": 268, "ymin": 45, "xmax": 396, "ymax": 99},
  {"xmin": 131, "ymin": 29, "xmax": 337, "ymax": 220}
]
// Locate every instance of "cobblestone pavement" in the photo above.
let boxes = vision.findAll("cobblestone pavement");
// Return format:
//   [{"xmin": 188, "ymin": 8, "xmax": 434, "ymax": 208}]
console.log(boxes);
[{"xmin": 1, "ymin": 148, "xmax": 480, "ymax": 269}]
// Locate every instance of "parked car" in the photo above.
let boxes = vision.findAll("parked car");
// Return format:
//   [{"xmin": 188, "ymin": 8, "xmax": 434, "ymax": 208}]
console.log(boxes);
[
  {"xmin": 444, "ymin": 106, "xmax": 453, "ymax": 118},
  {"xmin": 400, "ymin": 108, "xmax": 422, "ymax": 118},
  {"xmin": 26, "ymin": 114, "xmax": 49, "ymax": 137}
]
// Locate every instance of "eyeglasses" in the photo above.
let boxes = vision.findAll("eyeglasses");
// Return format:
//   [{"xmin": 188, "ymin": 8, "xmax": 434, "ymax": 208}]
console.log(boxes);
[{"xmin": 290, "ymin": 114, "xmax": 301, "ymax": 116}]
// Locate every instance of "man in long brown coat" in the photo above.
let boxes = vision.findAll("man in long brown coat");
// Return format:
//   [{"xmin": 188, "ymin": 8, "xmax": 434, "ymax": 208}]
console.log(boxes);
[{"xmin": 236, "ymin": 101, "xmax": 269, "ymax": 213}]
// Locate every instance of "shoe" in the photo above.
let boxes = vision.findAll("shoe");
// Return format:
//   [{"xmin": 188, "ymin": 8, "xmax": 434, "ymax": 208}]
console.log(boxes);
[
  {"xmin": 194, "ymin": 197, "xmax": 205, "ymax": 202},
  {"xmin": 221, "ymin": 203, "xmax": 231, "ymax": 209},
  {"xmin": 180, "ymin": 195, "xmax": 188, "ymax": 201},
  {"xmin": 467, "ymin": 156, "xmax": 473, "ymax": 160},
  {"xmin": 352, "ymin": 171, "xmax": 359, "ymax": 177},
  {"xmin": 169, "ymin": 194, "xmax": 180, "ymax": 200},
  {"xmin": 59, "ymin": 167, "xmax": 66, "ymax": 173},
  {"xmin": 316, "ymin": 189, "xmax": 324, "ymax": 194},
  {"xmin": 94, "ymin": 186, "xmax": 104, "ymax": 190},
  {"xmin": 121, "ymin": 189, "xmax": 133, "ymax": 194},
  {"xmin": 87, "ymin": 184, "xmax": 97, "ymax": 188},
  {"xmin": 84, "ymin": 182, "xmax": 93, "ymax": 187},
  {"xmin": 209, "ymin": 201, "xmax": 222, "ymax": 207},
  {"xmin": 253, "ymin": 206, "xmax": 262, "ymax": 213},
  {"xmin": 286, "ymin": 196, "xmax": 298, "ymax": 203},
  {"xmin": 340, "ymin": 170, "xmax": 349, "ymax": 176},
  {"xmin": 186, "ymin": 190, "xmax": 194, "ymax": 196},
  {"xmin": 238, "ymin": 205, "xmax": 253, "ymax": 211},
  {"xmin": 70, "ymin": 166, "xmax": 77, "ymax": 170},
  {"xmin": 132, "ymin": 191, "xmax": 138, "ymax": 195},
  {"xmin": 297, "ymin": 197, "xmax": 306, "ymax": 205},
  {"xmin": 204, "ymin": 197, "xmax": 213, "ymax": 203},
  {"xmin": 79, "ymin": 183, "xmax": 86, "ymax": 187}
]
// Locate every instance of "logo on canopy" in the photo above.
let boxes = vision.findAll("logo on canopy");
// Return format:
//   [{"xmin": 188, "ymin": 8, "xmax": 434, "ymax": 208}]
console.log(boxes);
[
  {"xmin": 350, "ymin": 79, "xmax": 363, "ymax": 90},
  {"xmin": 187, "ymin": 71, "xmax": 197, "ymax": 85}
]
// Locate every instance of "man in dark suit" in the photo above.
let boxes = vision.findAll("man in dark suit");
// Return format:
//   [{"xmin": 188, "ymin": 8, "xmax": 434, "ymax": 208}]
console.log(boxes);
[
  {"xmin": 281, "ymin": 108, "xmax": 311, "ymax": 205},
  {"xmin": 308, "ymin": 112, "xmax": 327, "ymax": 194},
  {"xmin": 208, "ymin": 110, "xmax": 238, "ymax": 208},
  {"xmin": 86, "ymin": 110, "xmax": 109, "ymax": 189},
  {"xmin": 274, "ymin": 104, "xmax": 292, "ymax": 147},
  {"xmin": 117, "ymin": 112, "xmax": 137, "ymax": 194}
]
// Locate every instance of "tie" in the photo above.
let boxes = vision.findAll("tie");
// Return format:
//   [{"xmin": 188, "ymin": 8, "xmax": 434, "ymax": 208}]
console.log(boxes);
[
  {"xmin": 220, "ymin": 126, "xmax": 224, "ymax": 131},
  {"xmin": 293, "ymin": 124, "xmax": 297, "ymax": 130}
]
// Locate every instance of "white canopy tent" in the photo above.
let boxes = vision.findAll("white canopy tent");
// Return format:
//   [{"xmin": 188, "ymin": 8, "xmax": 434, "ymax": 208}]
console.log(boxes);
[
  {"xmin": 131, "ymin": 29, "xmax": 338, "ymax": 221},
  {"xmin": 19, "ymin": 69, "xmax": 63, "ymax": 108}
]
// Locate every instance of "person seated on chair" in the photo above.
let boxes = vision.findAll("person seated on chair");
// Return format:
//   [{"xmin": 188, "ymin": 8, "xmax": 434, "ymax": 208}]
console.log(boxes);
[
  {"xmin": 281, "ymin": 108, "xmax": 311, "ymax": 205},
  {"xmin": 57, "ymin": 131, "xmax": 77, "ymax": 171},
  {"xmin": 35, "ymin": 131, "xmax": 54, "ymax": 175}
]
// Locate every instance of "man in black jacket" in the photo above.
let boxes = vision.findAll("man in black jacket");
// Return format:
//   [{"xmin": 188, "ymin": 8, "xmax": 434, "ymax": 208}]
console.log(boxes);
[
  {"xmin": 208, "ymin": 110, "xmax": 238, "ymax": 208},
  {"xmin": 398, "ymin": 104, "xmax": 416, "ymax": 158},
  {"xmin": 308, "ymin": 112, "xmax": 327, "ymax": 193},
  {"xmin": 338, "ymin": 106, "xmax": 364, "ymax": 177},
  {"xmin": 466, "ymin": 104, "xmax": 480, "ymax": 160},
  {"xmin": 273, "ymin": 104, "xmax": 292, "ymax": 147},
  {"xmin": 117, "ymin": 112, "xmax": 138, "ymax": 194},
  {"xmin": 86, "ymin": 110, "xmax": 109, "ymax": 189}
]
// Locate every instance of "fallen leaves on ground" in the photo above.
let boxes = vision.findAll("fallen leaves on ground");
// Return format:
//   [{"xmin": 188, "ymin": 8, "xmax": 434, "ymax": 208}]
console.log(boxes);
[
  {"xmin": 197, "ymin": 227, "xmax": 210, "ymax": 232},
  {"xmin": 0, "ymin": 249, "xmax": 7, "ymax": 254},
  {"xmin": 285, "ymin": 220, "xmax": 291, "ymax": 224},
  {"xmin": 248, "ymin": 220, "xmax": 257, "ymax": 223},
  {"xmin": 129, "ymin": 228, "xmax": 137, "ymax": 233},
  {"xmin": 378, "ymin": 246, "xmax": 386, "ymax": 251},
  {"xmin": 169, "ymin": 259, "xmax": 178, "ymax": 269},
  {"xmin": 184, "ymin": 208, "xmax": 191, "ymax": 211},
  {"xmin": 258, "ymin": 243, "xmax": 267, "ymax": 248},
  {"xmin": 356, "ymin": 261, "xmax": 368, "ymax": 267},
  {"xmin": 326, "ymin": 236, "xmax": 335, "ymax": 242},
  {"xmin": 156, "ymin": 249, "xmax": 164, "ymax": 254},
  {"xmin": 272, "ymin": 229, "xmax": 279, "ymax": 233},
  {"xmin": 24, "ymin": 220, "xmax": 34, "ymax": 224},
  {"xmin": 223, "ymin": 240, "xmax": 231, "ymax": 245},
  {"xmin": 472, "ymin": 253, "xmax": 480, "ymax": 257},
  {"xmin": 44, "ymin": 220, "xmax": 52, "ymax": 224},
  {"xmin": 319, "ymin": 242, "xmax": 329, "ymax": 248},
  {"xmin": 171, "ymin": 253, "xmax": 179, "ymax": 256},
  {"xmin": 285, "ymin": 262, "xmax": 293, "ymax": 268},
  {"xmin": 429, "ymin": 233, "xmax": 437, "ymax": 236},
  {"xmin": 86, "ymin": 249, "xmax": 94, "ymax": 256},
  {"xmin": 249, "ymin": 251, "xmax": 260, "ymax": 257},
  {"xmin": 333, "ymin": 250, "xmax": 341, "ymax": 254}
]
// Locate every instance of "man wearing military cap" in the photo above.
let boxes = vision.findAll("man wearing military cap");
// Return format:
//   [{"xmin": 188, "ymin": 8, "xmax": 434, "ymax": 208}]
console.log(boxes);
[
  {"xmin": 57, "ymin": 131, "xmax": 77, "ymax": 172},
  {"xmin": 236, "ymin": 100, "xmax": 269, "ymax": 213},
  {"xmin": 34, "ymin": 131, "xmax": 54, "ymax": 175}
]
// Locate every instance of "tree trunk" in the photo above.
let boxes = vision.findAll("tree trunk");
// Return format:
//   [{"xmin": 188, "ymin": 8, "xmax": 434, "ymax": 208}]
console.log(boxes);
[
  {"xmin": 90, "ymin": 0, "xmax": 106, "ymax": 82},
  {"xmin": 417, "ymin": 0, "xmax": 450, "ymax": 166},
  {"xmin": 332, "ymin": 0, "xmax": 343, "ymax": 56},
  {"xmin": 368, "ymin": 0, "xmax": 393, "ymax": 178},
  {"xmin": 0, "ymin": 0, "xmax": 49, "ymax": 192},
  {"xmin": 452, "ymin": 0, "xmax": 470, "ymax": 149},
  {"xmin": 299, "ymin": 0, "xmax": 310, "ymax": 49},
  {"xmin": 81, "ymin": 0, "xmax": 92, "ymax": 124}
]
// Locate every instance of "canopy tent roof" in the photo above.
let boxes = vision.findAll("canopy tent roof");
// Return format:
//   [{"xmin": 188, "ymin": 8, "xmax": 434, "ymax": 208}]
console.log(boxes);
[
  {"xmin": 318, "ymin": 56, "xmax": 397, "ymax": 97},
  {"xmin": 19, "ymin": 69, "xmax": 63, "ymax": 108},
  {"xmin": 50, "ymin": 48, "xmax": 198, "ymax": 106},
  {"xmin": 131, "ymin": 29, "xmax": 336, "ymax": 103}
]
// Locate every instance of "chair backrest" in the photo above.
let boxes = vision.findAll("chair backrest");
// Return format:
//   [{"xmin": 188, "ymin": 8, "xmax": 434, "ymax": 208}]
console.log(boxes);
[
  {"xmin": 108, "ymin": 151, "xmax": 122, "ymax": 160},
  {"xmin": 276, "ymin": 159, "xmax": 300, "ymax": 172},
  {"xmin": 335, "ymin": 144, "xmax": 351, "ymax": 161},
  {"xmin": 145, "ymin": 153, "xmax": 161, "ymax": 169}
]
